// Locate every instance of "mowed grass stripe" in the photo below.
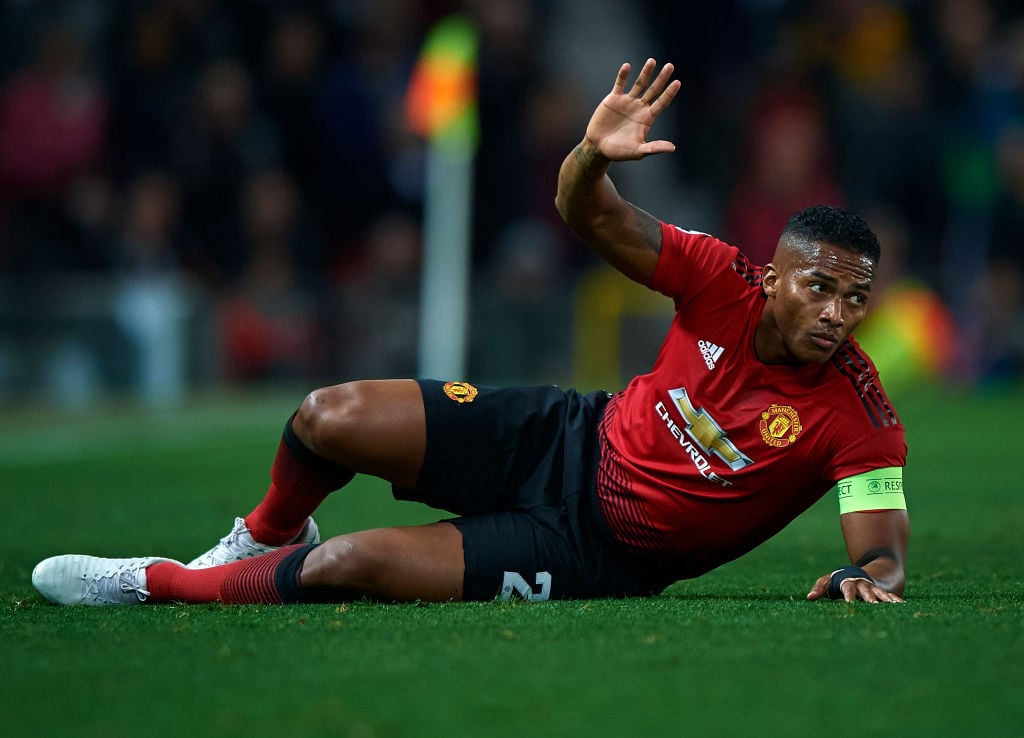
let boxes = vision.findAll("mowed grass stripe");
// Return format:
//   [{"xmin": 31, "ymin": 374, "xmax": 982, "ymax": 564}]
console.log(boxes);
[{"xmin": 0, "ymin": 390, "xmax": 304, "ymax": 467}]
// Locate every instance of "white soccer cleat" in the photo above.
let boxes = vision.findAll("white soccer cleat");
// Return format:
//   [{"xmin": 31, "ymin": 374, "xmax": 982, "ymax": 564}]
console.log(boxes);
[
  {"xmin": 32, "ymin": 555, "xmax": 181, "ymax": 606},
  {"xmin": 185, "ymin": 516, "xmax": 320, "ymax": 569}
]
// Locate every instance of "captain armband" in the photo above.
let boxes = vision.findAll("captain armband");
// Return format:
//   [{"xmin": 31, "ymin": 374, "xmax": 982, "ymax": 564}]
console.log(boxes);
[{"xmin": 836, "ymin": 467, "xmax": 906, "ymax": 515}]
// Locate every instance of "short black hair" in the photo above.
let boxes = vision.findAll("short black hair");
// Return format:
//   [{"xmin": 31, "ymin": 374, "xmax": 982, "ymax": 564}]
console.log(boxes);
[{"xmin": 781, "ymin": 205, "xmax": 881, "ymax": 265}]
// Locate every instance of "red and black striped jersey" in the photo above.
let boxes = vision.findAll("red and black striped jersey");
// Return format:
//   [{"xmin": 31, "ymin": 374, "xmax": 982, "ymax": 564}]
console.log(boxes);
[{"xmin": 596, "ymin": 222, "xmax": 906, "ymax": 578}]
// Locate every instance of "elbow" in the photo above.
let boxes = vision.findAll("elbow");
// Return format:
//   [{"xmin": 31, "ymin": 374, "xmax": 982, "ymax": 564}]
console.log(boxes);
[
  {"xmin": 554, "ymin": 191, "xmax": 568, "ymax": 223},
  {"xmin": 555, "ymin": 183, "xmax": 588, "ymax": 228},
  {"xmin": 554, "ymin": 192, "xmax": 599, "ymax": 240}
]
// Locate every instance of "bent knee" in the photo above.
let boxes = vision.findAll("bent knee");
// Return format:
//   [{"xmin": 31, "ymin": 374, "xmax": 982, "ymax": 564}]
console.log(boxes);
[
  {"xmin": 294, "ymin": 382, "xmax": 369, "ymax": 456},
  {"xmin": 301, "ymin": 536, "xmax": 378, "ymax": 591},
  {"xmin": 291, "ymin": 379, "xmax": 425, "ymax": 484}
]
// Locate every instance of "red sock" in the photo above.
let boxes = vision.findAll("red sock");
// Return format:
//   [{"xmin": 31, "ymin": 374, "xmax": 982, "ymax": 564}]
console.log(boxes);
[
  {"xmin": 147, "ymin": 546, "xmax": 308, "ymax": 604},
  {"xmin": 147, "ymin": 561, "xmax": 225, "ymax": 603},
  {"xmin": 245, "ymin": 418, "xmax": 354, "ymax": 545}
]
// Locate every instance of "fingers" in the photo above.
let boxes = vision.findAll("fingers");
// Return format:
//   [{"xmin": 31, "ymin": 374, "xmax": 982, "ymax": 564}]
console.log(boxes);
[
  {"xmin": 628, "ymin": 58, "xmax": 657, "ymax": 97},
  {"xmin": 806, "ymin": 574, "xmax": 831, "ymax": 600},
  {"xmin": 650, "ymin": 77, "xmax": 681, "ymax": 115},
  {"xmin": 841, "ymin": 578, "xmax": 904, "ymax": 604},
  {"xmin": 616, "ymin": 58, "xmax": 678, "ymax": 109},
  {"xmin": 611, "ymin": 62, "xmax": 631, "ymax": 94}
]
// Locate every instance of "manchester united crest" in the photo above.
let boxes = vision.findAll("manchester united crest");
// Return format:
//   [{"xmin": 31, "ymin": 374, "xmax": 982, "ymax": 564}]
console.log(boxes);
[
  {"xmin": 759, "ymin": 403, "xmax": 803, "ymax": 448},
  {"xmin": 443, "ymin": 381, "xmax": 478, "ymax": 403}
]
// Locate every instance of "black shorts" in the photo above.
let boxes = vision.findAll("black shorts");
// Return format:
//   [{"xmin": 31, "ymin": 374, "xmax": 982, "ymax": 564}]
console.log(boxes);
[{"xmin": 393, "ymin": 380, "xmax": 668, "ymax": 601}]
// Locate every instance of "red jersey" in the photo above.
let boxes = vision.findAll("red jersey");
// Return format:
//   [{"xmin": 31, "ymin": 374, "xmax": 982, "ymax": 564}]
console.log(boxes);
[{"xmin": 595, "ymin": 222, "xmax": 907, "ymax": 579}]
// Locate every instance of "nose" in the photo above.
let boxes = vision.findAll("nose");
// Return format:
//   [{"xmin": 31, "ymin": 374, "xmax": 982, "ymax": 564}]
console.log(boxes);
[{"xmin": 820, "ymin": 297, "xmax": 844, "ymax": 325}]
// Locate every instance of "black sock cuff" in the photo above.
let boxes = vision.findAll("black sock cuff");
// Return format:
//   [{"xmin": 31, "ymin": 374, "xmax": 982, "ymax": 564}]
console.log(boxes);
[
  {"xmin": 283, "ymin": 412, "xmax": 355, "ymax": 488},
  {"xmin": 274, "ymin": 543, "xmax": 321, "ymax": 603}
]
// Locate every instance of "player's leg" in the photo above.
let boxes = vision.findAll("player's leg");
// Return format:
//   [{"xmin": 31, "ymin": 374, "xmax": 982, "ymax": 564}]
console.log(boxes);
[
  {"xmin": 298, "ymin": 522, "xmax": 464, "ymax": 601},
  {"xmin": 189, "ymin": 379, "xmax": 426, "ymax": 568},
  {"xmin": 292, "ymin": 378, "xmax": 426, "ymax": 488},
  {"xmin": 32, "ymin": 522, "xmax": 465, "ymax": 606}
]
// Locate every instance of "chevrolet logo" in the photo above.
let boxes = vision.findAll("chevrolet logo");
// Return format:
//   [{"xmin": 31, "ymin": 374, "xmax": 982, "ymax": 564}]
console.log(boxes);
[{"xmin": 668, "ymin": 387, "xmax": 754, "ymax": 471}]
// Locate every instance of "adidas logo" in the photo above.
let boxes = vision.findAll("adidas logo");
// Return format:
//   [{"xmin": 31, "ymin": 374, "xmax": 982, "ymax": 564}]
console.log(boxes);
[{"xmin": 698, "ymin": 339, "xmax": 725, "ymax": 369}]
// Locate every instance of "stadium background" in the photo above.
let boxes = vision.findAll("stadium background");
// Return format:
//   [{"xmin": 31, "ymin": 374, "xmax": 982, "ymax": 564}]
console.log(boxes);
[{"xmin": 0, "ymin": 0, "xmax": 1022, "ymax": 405}]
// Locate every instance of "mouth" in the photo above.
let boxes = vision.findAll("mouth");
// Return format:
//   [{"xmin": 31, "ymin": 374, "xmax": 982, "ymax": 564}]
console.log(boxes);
[{"xmin": 808, "ymin": 332, "xmax": 839, "ymax": 351}]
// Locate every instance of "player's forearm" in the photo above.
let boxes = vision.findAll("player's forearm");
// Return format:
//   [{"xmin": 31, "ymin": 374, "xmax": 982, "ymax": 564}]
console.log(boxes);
[
  {"xmin": 555, "ymin": 140, "xmax": 620, "ymax": 237},
  {"xmin": 839, "ymin": 509, "xmax": 909, "ymax": 596},
  {"xmin": 555, "ymin": 141, "xmax": 660, "ymax": 284}
]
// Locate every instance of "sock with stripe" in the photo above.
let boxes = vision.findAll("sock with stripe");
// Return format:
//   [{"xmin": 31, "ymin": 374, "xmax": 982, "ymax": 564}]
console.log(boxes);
[
  {"xmin": 245, "ymin": 414, "xmax": 355, "ymax": 545},
  {"xmin": 147, "ymin": 544, "xmax": 320, "ymax": 604}
]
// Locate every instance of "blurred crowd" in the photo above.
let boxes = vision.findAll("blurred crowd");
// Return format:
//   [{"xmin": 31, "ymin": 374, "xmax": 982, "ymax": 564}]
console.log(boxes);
[
  {"xmin": 0, "ymin": 0, "xmax": 1022, "ymax": 407},
  {"xmin": 644, "ymin": 0, "xmax": 1024, "ymax": 387}
]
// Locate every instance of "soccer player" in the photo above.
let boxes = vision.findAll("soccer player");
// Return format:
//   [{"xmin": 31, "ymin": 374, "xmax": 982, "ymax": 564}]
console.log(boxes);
[{"xmin": 32, "ymin": 59, "xmax": 909, "ymax": 607}]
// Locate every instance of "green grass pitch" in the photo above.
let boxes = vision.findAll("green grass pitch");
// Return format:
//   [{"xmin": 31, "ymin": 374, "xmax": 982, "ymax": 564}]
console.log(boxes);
[{"xmin": 1, "ymin": 386, "xmax": 1021, "ymax": 737}]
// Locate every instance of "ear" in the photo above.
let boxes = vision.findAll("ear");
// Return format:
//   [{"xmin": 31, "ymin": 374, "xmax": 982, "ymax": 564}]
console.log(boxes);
[{"xmin": 762, "ymin": 263, "xmax": 779, "ymax": 298}]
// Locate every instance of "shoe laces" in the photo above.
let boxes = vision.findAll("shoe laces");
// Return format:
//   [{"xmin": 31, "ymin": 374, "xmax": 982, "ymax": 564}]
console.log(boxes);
[
  {"xmin": 82, "ymin": 564, "xmax": 150, "ymax": 604},
  {"xmin": 218, "ymin": 518, "xmax": 258, "ymax": 556},
  {"xmin": 118, "ymin": 571, "xmax": 151, "ymax": 602}
]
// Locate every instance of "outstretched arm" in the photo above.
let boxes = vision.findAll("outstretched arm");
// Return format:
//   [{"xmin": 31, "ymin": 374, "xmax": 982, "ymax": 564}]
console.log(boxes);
[
  {"xmin": 555, "ymin": 59, "xmax": 681, "ymax": 286},
  {"xmin": 807, "ymin": 509, "xmax": 910, "ymax": 604}
]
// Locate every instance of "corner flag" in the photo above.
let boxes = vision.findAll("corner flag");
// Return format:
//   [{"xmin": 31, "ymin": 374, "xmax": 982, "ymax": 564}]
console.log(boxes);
[{"xmin": 405, "ymin": 15, "xmax": 479, "ymax": 379}]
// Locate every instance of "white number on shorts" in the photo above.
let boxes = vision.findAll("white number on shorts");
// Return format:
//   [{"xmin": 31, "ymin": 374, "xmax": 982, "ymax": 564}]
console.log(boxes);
[{"xmin": 500, "ymin": 571, "xmax": 552, "ymax": 602}]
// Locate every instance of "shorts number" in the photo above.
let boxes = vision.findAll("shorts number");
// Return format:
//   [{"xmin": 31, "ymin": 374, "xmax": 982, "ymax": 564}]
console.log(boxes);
[{"xmin": 500, "ymin": 571, "xmax": 552, "ymax": 602}]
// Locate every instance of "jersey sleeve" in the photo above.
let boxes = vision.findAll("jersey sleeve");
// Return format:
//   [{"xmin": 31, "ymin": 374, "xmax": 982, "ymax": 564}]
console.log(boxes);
[
  {"xmin": 826, "ymin": 425, "xmax": 907, "ymax": 483},
  {"xmin": 652, "ymin": 222, "xmax": 739, "ymax": 302}
]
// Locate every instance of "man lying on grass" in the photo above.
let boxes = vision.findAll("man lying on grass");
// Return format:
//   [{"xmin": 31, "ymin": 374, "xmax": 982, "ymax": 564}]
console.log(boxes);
[{"xmin": 33, "ymin": 59, "xmax": 908, "ymax": 607}]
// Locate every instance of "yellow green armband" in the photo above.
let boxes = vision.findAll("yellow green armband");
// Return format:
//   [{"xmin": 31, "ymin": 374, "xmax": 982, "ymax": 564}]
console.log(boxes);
[{"xmin": 837, "ymin": 467, "xmax": 906, "ymax": 514}]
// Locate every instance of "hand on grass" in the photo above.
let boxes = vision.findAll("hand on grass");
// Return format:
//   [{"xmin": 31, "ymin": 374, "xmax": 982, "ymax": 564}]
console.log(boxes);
[{"xmin": 806, "ymin": 574, "xmax": 905, "ymax": 604}]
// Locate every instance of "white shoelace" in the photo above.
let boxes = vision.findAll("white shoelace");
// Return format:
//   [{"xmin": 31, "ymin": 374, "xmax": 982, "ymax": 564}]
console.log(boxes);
[
  {"xmin": 119, "ymin": 571, "xmax": 151, "ymax": 602},
  {"xmin": 220, "ymin": 519, "xmax": 267, "ymax": 557},
  {"xmin": 80, "ymin": 566, "xmax": 150, "ymax": 604}
]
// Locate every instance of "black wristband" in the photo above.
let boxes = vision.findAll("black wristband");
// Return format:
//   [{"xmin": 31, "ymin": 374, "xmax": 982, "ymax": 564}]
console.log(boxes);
[{"xmin": 828, "ymin": 566, "xmax": 875, "ymax": 599}]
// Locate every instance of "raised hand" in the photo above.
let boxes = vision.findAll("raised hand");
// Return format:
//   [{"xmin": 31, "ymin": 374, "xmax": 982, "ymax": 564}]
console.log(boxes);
[{"xmin": 583, "ymin": 58, "xmax": 681, "ymax": 162}]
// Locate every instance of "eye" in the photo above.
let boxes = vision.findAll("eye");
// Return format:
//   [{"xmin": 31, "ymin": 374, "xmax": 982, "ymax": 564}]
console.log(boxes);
[
  {"xmin": 809, "ymin": 283, "xmax": 826, "ymax": 293},
  {"xmin": 848, "ymin": 293, "xmax": 868, "ymax": 306}
]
